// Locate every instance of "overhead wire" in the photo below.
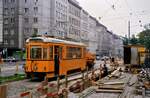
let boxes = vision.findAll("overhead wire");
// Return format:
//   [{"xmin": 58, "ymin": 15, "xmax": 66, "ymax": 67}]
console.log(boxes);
[{"xmin": 99, "ymin": 0, "xmax": 120, "ymax": 20}]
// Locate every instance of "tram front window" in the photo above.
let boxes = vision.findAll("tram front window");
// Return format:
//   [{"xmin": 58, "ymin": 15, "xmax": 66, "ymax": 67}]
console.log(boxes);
[{"xmin": 30, "ymin": 47, "xmax": 42, "ymax": 59}]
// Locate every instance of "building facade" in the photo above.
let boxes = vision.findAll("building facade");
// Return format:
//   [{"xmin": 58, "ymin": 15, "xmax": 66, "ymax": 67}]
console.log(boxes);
[
  {"xmin": 80, "ymin": 9, "xmax": 89, "ymax": 45},
  {"xmin": 50, "ymin": 0, "xmax": 68, "ymax": 38},
  {"xmin": 113, "ymin": 34, "xmax": 123, "ymax": 58},
  {"xmin": 96, "ymin": 21, "xmax": 107, "ymax": 56},
  {"xmin": 87, "ymin": 16, "xmax": 98, "ymax": 54},
  {"xmin": 0, "ymin": 0, "xmax": 2, "ymax": 43},
  {"xmin": 68, "ymin": 0, "xmax": 81, "ymax": 41},
  {"xmin": 0, "ymin": 0, "xmax": 123, "ymax": 58},
  {"xmin": 1, "ymin": 0, "xmax": 51, "ymax": 50}
]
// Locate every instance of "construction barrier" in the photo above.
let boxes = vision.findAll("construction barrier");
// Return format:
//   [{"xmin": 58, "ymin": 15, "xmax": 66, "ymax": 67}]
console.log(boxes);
[{"xmin": 18, "ymin": 64, "xmax": 112, "ymax": 98}]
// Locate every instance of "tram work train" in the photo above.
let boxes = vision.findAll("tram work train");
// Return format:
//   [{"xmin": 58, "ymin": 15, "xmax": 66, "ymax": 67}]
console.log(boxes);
[{"xmin": 24, "ymin": 37, "xmax": 95, "ymax": 79}]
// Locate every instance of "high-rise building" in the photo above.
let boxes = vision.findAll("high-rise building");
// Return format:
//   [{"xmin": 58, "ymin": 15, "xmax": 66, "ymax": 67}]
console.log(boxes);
[
  {"xmin": 87, "ymin": 16, "xmax": 98, "ymax": 54},
  {"xmin": 1, "ymin": 0, "xmax": 51, "ymax": 50},
  {"xmin": 96, "ymin": 21, "xmax": 107, "ymax": 56},
  {"xmin": 50, "ymin": 0, "xmax": 68, "ymax": 38},
  {"xmin": 0, "ymin": 0, "xmax": 2, "ymax": 43},
  {"xmin": 0, "ymin": 0, "xmax": 122, "ymax": 58},
  {"xmin": 68, "ymin": 0, "xmax": 81, "ymax": 41},
  {"xmin": 81, "ymin": 9, "xmax": 89, "ymax": 45}
]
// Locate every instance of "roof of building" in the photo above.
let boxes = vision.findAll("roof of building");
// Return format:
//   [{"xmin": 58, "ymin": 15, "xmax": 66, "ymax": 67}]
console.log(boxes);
[
  {"xmin": 81, "ymin": 9, "xmax": 89, "ymax": 15},
  {"xmin": 96, "ymin": 21, "xmax": 107, "ymax": 29},
  {"xmin": 26, "ymin": 37, "xmax": 86, "ymax": 46},
  {"xmin": 68, "ymin": 0, "xmax": 82, "ymax": 9}
]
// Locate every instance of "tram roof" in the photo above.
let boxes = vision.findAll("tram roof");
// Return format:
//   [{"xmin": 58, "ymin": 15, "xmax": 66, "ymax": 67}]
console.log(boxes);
[{"xmin": 26, "ymin": 37, "xmax": 86, "ymax": 46}]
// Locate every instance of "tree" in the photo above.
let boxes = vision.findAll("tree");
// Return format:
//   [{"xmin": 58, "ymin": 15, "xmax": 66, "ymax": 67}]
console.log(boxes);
[
  {"xmin": 130, "ymin": 34, "xmax": 138, "ymax": 45},
  {"xmin": 122, "ymin": 36, "xmax": 128, "ymax": 45},
  {"xmin": 137, "ymin": 29, "xmax": 150, "ymax": 67},
  {"xmin": 138, "ymin": 29, "xmax": 150, "ymax": 51}
]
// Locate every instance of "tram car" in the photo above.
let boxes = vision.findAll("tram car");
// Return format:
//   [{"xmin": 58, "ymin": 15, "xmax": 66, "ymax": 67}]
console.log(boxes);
[{"xmin": 24, "ymin": 37, "xmax": 95, "ymax": 79}]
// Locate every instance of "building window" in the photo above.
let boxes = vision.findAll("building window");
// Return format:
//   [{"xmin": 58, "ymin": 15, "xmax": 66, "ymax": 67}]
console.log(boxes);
[
  {"xmin": 10, "ymin": 40, "xmax": 14, "ymax": 45},
  {"xmin": 4, "ymin": 40, "xmax": 8, "ymax": 45},
  {"xmin": 11, "ymin": 8, "xmax": 15, "ymax": 14},
  {"xmin": 4, "ymin": 29, "xmax": 8, "ymax": 35},
  {"xmin": 4, "ymin": 18, "xmax": 9, "ymax": 24},
  {"xmin": 24, "ymin": 28, "xmax": 29, "ymax": 33},
  {"xmin": 4, "ymin": 0, "xmax": 8, "ymax": 3},
  {"xmin": 10, "ymin": 29, "xmax": 15, "ymax": 35},
  {"xmin": 34, "ymin": 7, "xmax": 38, "ymax": 13},
  {"xmin": 34, "ymin": 0, "xmax": 38, "ymax": 4},
  {"xmin": 4, "ymin": 8, "xmax": 8, "ymax": 15},
  {"xmin": 24, "ymin": 8, "xmax": 29, "ymax": 13},
  {"xmin": 33, "ymin": 28, "xmax": 38, "ymax": 34},
  {"xmin": 10, "ymin": 18, "xmax": 15, "ymax": 23},
  {"xmin": 11, "ymin": 0, "xmax": 15, "ymax": 3},
  {"xmin": 24, "ymin": 18, "xmax": 29, "ymax": 23},
  {"xmin": 33, "ymin": 17, "xmax": 38, "ymax": 23}
]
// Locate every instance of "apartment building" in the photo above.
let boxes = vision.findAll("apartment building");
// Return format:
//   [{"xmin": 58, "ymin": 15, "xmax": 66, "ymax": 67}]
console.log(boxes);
[
  {"xmin": 68, "ymin": 0, "xmax": 81, "ymax": 41},
  {"xmin": 50, "ymin": 0, "xmax": 68, "ymax": 38},
  {"xmin": 0, "ymin": 0, "xmax": 2, "ymax": 43},
  {"xmin": 0, "ymin": 0, "xmax": 123, "ymax": 58},
  {"xmin": 80, "ymin": 9, "xmax": 89, "ymax": 45},
  {"xmin": 87, "ymin": 16, "xmax": 98, "ymax": 54},
  {"xmin": 1, "ymin": 0, "xmax": 51, "ymax": 50},
  {"xmin": 113, "ymin": 34, "xmax": 123, "ymax": 58},
  {"xmin": 96, "ymin": 21, "xmax": 107, "ymax": 56}
]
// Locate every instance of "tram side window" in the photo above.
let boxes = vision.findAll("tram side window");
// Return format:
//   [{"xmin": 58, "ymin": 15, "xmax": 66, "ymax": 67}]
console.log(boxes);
[
  {"xmin": 76, "ymin": 48, "xmax": 82, "ymax": 58},
  {"xmin": 66, "ymin": 47, "xmax": 82, "ymax": 59},
  {"xmin": 67, "ymin": 47, "xmax": 72, "ymax": 59},
  {"xmin": 43, "ymin": 48, "xmax": 48, "ymax": 59},
  {"xmin": 49, "ymin": 47, "xmax": 53, "ymax": 60},
  {"xmin": 30, "ymin": 47, "xmax": 42, "ymax": 59}
]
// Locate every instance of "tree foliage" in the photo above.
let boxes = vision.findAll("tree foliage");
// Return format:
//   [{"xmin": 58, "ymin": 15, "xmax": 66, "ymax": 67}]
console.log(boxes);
[
  {"xmin": 122, "ymin": 37, "xmax": 128, "ymax": 45},
  {"xmin": 130, "ymin": 34, "xmax": 138, "ymax": 45},
  {"xmin": 138, "ymin": 29, "xmax": 150, "ymax": 51}
]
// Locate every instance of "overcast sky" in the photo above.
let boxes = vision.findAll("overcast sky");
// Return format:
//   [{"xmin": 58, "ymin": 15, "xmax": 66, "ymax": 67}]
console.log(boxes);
[{"xmin": 77, "ymin": 0, "xmax": 150, "ymax": 37}]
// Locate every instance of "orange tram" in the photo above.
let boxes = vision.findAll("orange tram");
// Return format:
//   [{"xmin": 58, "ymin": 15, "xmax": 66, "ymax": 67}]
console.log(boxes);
[{"xmin": 25, "ymin": 37, "xmax": 95, "ymax": 79}]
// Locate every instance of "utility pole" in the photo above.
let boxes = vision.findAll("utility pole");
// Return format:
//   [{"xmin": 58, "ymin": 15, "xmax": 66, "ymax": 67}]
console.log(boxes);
[{"xmin": 128, "ymin": 20, "xmax": 130, "ymax": 44}]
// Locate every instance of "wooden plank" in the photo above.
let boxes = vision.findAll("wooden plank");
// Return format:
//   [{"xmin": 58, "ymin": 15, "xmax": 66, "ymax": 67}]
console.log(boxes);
[
  {"xmin": 0, "ymin": 84, "xmax": 7, "ymax": 98},
  {"xmin": 96, "ymin": 89, "xmax": 123, "ymax": 93},
  {"xmin": 98, "ymin": 86, "xmax": 124, "ymax": 90},
  {"xmin": 103, "ymin": 81, "xmax": 124, "ymax": 85}
]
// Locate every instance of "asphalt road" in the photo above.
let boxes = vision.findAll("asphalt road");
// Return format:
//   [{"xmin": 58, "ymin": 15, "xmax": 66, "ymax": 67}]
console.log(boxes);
[
  {"xmin": 0, "ymin": 60, "xmax": 109, "ymax": 77},
  {"xmin": 0, "ymin": 61, "xmax": 25, "ymax": 77}
]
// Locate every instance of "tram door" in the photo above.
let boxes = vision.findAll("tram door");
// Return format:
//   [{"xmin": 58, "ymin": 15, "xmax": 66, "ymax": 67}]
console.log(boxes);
[{"xmin": 54, "ymin": 46, "xmax": 62, "ymax": 76}]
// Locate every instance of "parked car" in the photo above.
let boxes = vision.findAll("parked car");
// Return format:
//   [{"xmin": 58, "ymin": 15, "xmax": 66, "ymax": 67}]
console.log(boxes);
[
  {"xmin": 96, "ymin": 56, "xmax": 100, "ymax": 60},
  {"xmin": 3, "ymin": 57, "xmax": 18, "ymax": 62},
  {"xmin": 101, "ymin": 56, "xmax": 109, "ymax": 61}
]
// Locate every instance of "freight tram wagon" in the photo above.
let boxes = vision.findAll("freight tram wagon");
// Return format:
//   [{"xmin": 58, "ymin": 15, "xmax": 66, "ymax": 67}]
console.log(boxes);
[
  {"xmin": 124, "ymin": 45, "xmax": 148, "ymax": 72},
  {"xmin": 24, "ymin": 37, "xmax": 95, "ymax": 79}
]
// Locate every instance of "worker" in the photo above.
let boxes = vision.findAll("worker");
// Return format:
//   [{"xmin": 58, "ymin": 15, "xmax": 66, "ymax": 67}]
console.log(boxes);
[
  {"xmin": 103, "ymin": 64, "xmax": 108, "ymax": 77},
  {"xmin": 99, "ymin": 64, "xmax": 103, "ymax": 78}
]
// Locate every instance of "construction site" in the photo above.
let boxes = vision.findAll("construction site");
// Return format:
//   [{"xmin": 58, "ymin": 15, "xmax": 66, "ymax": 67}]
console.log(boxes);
[{"xmin": 0, "ymin": 46, "xmax": 150, "ymax": 98}]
